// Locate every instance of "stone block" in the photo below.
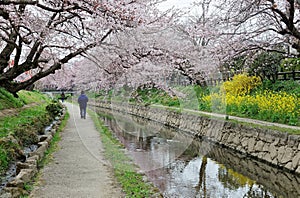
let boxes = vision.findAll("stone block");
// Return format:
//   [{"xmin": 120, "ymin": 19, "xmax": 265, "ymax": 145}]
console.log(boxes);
[
  {"xmin": 247, "ymin": 138, "xmax": 256, "ymax": 153},
  {"xmin": 6, "ymin": 179, "xmax": 24, "ymax": 188},
  {"xmin": 29, "ymin": 152, "xmax": 40, "ymax": 160},
  {"xmin": 257, "ymin": 152, "xmax": 265, "ymax": 159},
  {"xmin": 39, "ymin": 134, "xmax": 51, "ymax": 142},
  {"xmin": 269, "ymin": 144, "xmax": 278, "ymax": 160},
  {"xmin": 16, "ymin": 162, "xmax": 36, "ymax": 174},
  {"xmin": 27, "ymin": 155, "xmax": 39, "ymax": 162},
  {"xmin": 262, "ymin": 143, "xmax": 270, "ymax": 152},
  {"xmin": 15, "ymin": 169, "xmax": 36, "ymax": 183},
  {"xmin": 277, "ymin": 146, "xmax": 286, "ymax": 163},
  {"xmin": 254, "ymin": 141, "xmax": 264, "ymax": 151},
  {"xmin": 38, "ymin": 141, "xmax": 49, "ymax": 148},
  {"xmin": 227, "ymin": 133, "xmax": 235, "ymax": 144},
  {"xmin": 280, "ymin": 147, "xmax": 294, "ymax": 164},
  {"xmin": 239, "ymin": 137, "xmax": 247, "ymax": 148},
  {"xmin": 51, "ymin": 129, "xmax": 56, "ymax": 135},
  {"xmin": 44, "ymin": 135, "xmax": 53, "ymax": 144},
  {"xmin": 295, "ymin": 166, "xmax": 300, "ymax": 175},
  {"xmin": 284, "ymin": 162, "xmax": 293, "ymax": 170},
  {"xmin": 271, "ymin": 138, "xmax": 280, "ymax": 146},
  {"xmin": 292, "ymin": 152, "xmax": 300, "ymax": 170},
  {"xmin": 260, "ymin": 132, "xmax": 275, "ymax": 143},
  {"xmin": 287, "ymin": 135, "xmax": 300, "ymax": 147},
  {"xmin": 272, "ymin": 158, "xmax": 278, "ymax": 166},
  {"xmin": 264, "ymin": 153, "xmax": 272, "ymax": 163},
  {"xmin": 31, "ymin": 142, "xmax": 48, "ymax": 159},
  {"xmin": 232, "ymin": 134, "xmax": 240, "ymax": 145},
  {"xmin": 2, "ymin": 187, "xmax": 27, "ymax": 198},
  {"xmin": 26, "ymin": 159, "xmax": 37, "ymax": 166}
]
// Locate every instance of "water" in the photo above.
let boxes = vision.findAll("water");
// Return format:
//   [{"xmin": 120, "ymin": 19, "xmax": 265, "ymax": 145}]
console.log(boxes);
[
  {"xmin": 0, "ymin": 122, "xmax": 54, "ymax": 191},
  {"xmin": 98, "ymin": 110, "xmax": 300, "ymax": 198}
]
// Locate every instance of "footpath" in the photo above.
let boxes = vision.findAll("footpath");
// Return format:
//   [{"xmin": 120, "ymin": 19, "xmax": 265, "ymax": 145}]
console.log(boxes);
[
  {"xmin": 150, "ymin": 104, "xmax": 300, "ymax": 131},
  {"xmin": 30, "ymin": 102, "xmax": 124, "ymax": 198}
]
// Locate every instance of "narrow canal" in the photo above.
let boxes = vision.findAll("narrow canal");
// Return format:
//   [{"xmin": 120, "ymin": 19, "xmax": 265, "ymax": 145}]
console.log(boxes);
[{"xmin": 97, "ymin": 109, "xmax": 300, "ymax": 198}]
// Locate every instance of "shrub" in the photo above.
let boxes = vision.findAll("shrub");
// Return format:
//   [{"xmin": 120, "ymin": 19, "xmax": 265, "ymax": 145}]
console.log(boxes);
[
  {"xmin": 198, "ymin": 74, "xmax": 299, "ymax": 125},
  {"xmin": 13, "ymin": 124, "xmax": 39, "ymax": 147},
  {"xmin": 46, "ymin": 100, "xmax": 64, "ymax": 118},
  {"xmin": 222, "ymin": 73, "xmax": 261, "ymax": 96}
]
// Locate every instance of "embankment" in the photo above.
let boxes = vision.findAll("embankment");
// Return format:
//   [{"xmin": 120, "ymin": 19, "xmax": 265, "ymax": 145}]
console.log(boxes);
[{"xmin": 91, "ymin": 101, "xmax": 300, "ymax": 175}]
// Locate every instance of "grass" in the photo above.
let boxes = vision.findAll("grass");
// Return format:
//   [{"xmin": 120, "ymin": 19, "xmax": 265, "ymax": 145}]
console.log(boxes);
[
  {"xmin": 227, "ymin": 118, "xmax": 300, "ymax": 135},
  {"xmin": 96, "ymin": 77, "xmax": 300, "ymax": 127},
  {"xmin": 150, "ymin": 104, "xmax": 300, "ymax": 135},
  {"xmin": 0, "ymin": 88, "xmax": 24, "ymax": 109},
  {"xmin": 0, "ymin": 90, "xmax": 57, "ymax": 177},
  {"xmin": 0, "ymin": 104, "xmax": 48, "ymax": 138},
  {"xmin": 88, "ymin": 110, "xmax": 162, "ymax": 198},
  {"xmin": 0, "ymin": 104, "xmax": 52, "ymax": 176},
  {"xmin": 0, "ymin": 89, "xmax": 49, "ymax": 110}
]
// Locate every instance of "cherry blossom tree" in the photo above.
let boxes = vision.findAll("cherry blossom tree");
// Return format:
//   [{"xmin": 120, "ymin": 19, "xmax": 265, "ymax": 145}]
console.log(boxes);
[
  {"xmin": 0, "ymin": 0, "xmax": 163, "ymax": 96},
  {"xmin": 38, "ymin": 0, "xmax": 300, "ymax": 93},
  {"xmin": 50, "ymin": 28, "xmax": 217, "ymax": 93},
  {"xmin": 213, "ymin": 0, "xmax": 300, "ymax": 60}
]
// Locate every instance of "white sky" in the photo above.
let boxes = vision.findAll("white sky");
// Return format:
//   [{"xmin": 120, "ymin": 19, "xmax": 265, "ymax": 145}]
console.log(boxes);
[{"xmin": 158, "ymin": 0, "xmax": 194, "ymax": 11}]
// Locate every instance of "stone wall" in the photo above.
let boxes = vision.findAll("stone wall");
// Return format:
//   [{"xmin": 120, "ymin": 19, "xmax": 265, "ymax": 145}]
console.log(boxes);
[{"xmin": 92, "ymin": 101, "xmax": 300, "ymax": 175}]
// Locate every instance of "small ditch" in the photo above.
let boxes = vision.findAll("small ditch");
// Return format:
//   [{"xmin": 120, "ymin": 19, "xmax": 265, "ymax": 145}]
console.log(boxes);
[{"xmin": 0, "ymin": 121, "xmax": 56, "ymax": 191}]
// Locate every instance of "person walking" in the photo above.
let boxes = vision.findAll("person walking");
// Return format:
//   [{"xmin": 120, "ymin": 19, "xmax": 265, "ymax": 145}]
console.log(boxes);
[
  {"xmin": 77, "ymin": 91, "xmax": 89, "ymax": 119},
  {"xmin": 60, "ymin": 92, "xmax": 66, "ymax": 102}
]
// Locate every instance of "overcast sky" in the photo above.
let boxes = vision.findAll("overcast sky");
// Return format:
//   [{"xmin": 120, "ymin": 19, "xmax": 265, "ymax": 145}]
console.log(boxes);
[{"xmin": 158, "ymin": 0, "xmax": 194, "ymax": 11}]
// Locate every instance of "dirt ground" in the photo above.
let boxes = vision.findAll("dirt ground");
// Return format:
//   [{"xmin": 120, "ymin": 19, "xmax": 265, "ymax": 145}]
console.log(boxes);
[{"xmin": 30, "ymin": 102, "xmax": 124, "ymax": 198}]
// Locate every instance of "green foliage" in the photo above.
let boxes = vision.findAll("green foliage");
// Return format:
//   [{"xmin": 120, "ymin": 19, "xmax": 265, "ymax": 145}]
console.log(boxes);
[
  {"xmin": 280, "ymin": 57, "xmax": 300, "ymax": 71},
  {"xmin": 0, "ymin": 104, "xmax": 52, "ymax": 174},
  {"xmin": 221, "ymin": 55, "xmax": 247, "ymax": 73},
  {"xmin": 258, "ymin": 80, "xmax": 300, "ymax": 96},
  {"xmin": 46, "ymin": 100, "xmax": 64, "ymax": 118},
  {"xmin": 13, "ymin": 124, "xmax": 39, "ymax": 147},
  {"xmin": 96, "ymin": 76, "xmax": 300, "ymax": 127},
  {"xmin": 248, "ymin": 51, "xmax": 284, "ymax": 81},
  {"xmin": 0, "ymin": 105, "xmax": 48, "ymax": 138},
  {"xmin": 95, "ymin": 89, "xmax": 113, "ymax": 99},
  {"xmin": 130, "ymin": 87, "xmax": 180, "ymax": 107}
]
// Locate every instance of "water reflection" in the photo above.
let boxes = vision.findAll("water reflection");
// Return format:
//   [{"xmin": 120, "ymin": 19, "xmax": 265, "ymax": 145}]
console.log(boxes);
[{"xmin": 98, "ymin": 109, "xmax": 300, "ymax": 198}]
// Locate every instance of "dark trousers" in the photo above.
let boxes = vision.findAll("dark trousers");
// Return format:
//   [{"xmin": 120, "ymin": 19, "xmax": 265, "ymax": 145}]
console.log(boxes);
[{"xmin": 79, "ymin": 106, "xmax": 87, "ymax": 119}]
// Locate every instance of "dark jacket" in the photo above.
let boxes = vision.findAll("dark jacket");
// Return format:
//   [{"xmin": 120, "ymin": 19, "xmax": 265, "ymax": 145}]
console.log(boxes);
[{"xmin": 78, "ymin": 94, "xmax": 88, "ymax": 107}]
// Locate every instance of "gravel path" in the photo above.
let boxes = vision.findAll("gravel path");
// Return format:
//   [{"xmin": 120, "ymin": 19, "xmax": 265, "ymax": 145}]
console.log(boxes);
[{"xmin": 30, "ymin": 102, "xmax": 124, "ymax": 198}]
